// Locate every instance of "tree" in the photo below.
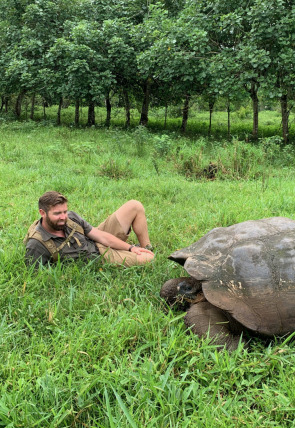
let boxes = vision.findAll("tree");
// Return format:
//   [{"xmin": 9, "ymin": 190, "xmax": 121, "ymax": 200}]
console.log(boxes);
[
  {"xmin": 248, "ymin": 0, "xmax": 295, "ymax": 143},
  {"xmin": 0, "ymin": 0, "xmax": 76, "ymax": 118},
  {"xmin": 135, "ymin": 3, "xmax": 210, "ymax": 131},
  {"xmin": 100, "ymin": 18, "xmax": 138, "ymax": 127},
  {"xmin": 44, "ymin": 19, "xmax": 114, "ymax": 126}
]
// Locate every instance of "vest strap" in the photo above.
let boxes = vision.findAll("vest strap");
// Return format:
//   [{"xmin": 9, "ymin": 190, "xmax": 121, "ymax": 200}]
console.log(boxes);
[{"xmin": 24, "ymin": 217, "xmax": 85, "ymax": 262}]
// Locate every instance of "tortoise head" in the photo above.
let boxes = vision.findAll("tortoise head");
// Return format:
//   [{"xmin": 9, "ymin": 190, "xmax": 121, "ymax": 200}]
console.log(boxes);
[{"xmin": 177, "ymin": 278, "xmax": 202, "ymax": 300}]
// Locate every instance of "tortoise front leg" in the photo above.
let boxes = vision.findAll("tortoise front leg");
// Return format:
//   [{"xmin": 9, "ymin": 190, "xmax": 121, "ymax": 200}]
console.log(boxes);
[{"xmin": 184, "ymin": 302, "xmax": 246, "ymax": 351}]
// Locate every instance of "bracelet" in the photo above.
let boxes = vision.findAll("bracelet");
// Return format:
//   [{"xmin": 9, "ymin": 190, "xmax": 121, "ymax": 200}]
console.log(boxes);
[{"xmin": 128, "ymin": 245, "xmax": 135, "ymax": 252}]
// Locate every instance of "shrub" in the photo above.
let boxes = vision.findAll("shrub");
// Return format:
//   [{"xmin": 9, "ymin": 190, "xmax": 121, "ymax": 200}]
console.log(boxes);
[
  {"xmin": 171, "ymin": 143, "xmax": 205, "ymax": 179},
  {"xmin": 97, "ymin": 159, "xmax": 133, "ymax": 180},
  {"xmin": 153, "ymin": 134, "xmax": 172, "ymax": 157},
  {"xmin": 170, "ymin": 137, "xmax": 291, "ymax": 180},
  {"xmin": 132, "ymin": 125, "xmax": 151, "ymax": 157},
  {"xmin": 236, "ymin": 106, "xmax": 251, "ymax": 119}
]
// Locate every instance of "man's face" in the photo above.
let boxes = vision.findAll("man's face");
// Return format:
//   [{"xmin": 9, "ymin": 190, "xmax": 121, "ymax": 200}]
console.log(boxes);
[{"xmin": 40, "ymin": 203, "xmax": 68, "ymax": 232}]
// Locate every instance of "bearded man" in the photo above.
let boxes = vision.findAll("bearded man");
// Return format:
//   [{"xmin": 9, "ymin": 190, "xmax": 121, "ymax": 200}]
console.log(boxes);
[{"xmin": 25, "ymin": 191, "xmax": 154, "ymax": 267}]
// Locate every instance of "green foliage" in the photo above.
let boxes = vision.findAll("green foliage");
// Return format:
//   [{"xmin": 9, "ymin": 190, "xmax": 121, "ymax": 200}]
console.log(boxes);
[
  {"xmin": 69, "ymin": 141, "xmax": 97, "ymax": 161},
  {"xmin": 236, "ymin": 106, "xmax": 251, "ymax": 120},
  {"xmin": 98, "ymin": 158, "xmax": 133, "ymax": 180},
  {"xmin": 166, "ymin": 134, "xmax": 285, "ymax": 176},
  {"xmin": 153, "ymin": 134, "xmax": 172, "ymax": 156},
  {"xmin": 132, "ymin": 125, "xmax": 151, "ymax": 157},
  {"xmin": 169, "ymin": 135, "xmax": 295, "ymax": 181},
  {"xmin": 171, "ymin": 142, "xmax": 205, "ymax": 178},
  {"xmin": 1, "ymin": 0, "xmax": 295, "ymax": 142}
]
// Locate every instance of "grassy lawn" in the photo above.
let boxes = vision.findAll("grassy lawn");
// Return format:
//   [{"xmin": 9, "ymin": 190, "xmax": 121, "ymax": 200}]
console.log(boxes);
[
  {"xmin": 1, "ymin": 120, "xmax": 295, "ymax": 426},
  {"xmin": 24, "ymin": 103, "xmax": 295, "ymax": 141}
]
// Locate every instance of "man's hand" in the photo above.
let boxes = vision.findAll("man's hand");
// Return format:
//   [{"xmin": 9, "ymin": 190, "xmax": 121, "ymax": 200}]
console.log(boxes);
[
  {"xmin": 130, "ymin": 246, "xmax": 154, "ymax": 255},
  {"xmin": 87, "ymin": 227, "xmax": 155, "ymax": 265},
  {"xmin": 87, "ymin": 227, "xmax": 154, "ymax": 255}
]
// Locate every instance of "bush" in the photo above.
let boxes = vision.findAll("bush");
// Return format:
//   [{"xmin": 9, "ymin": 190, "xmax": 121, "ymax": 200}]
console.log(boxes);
[
  {"xmin": 153, "ymin": 134, "xmax": 172, "ymax": 157},
  {"xmin": 171, "ymin": 142, "xmax": 206, "ymax": 179},
  {"xmin": 236, "ymin": 106, "xmax": 251, "ymax": 119},
  {"xmin": 132, "ymin": 125, "xmax": 151, "ymax": 157},
  {"xmin": 97, "ymin": 159, "xmax": 133, "ymax": 180},
  {"xmin": 170, "ymin": 137, "xmax": 292, "ymax": 180}
]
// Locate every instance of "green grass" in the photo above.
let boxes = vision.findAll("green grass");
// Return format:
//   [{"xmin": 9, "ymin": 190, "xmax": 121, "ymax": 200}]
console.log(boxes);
[
  {"xmin": 1, "ymin": 122, "xmax": 295, "ymax": 426},
  {"xmin": 14, "ymin": 103, "xmax": 295, "ymax": 142}
]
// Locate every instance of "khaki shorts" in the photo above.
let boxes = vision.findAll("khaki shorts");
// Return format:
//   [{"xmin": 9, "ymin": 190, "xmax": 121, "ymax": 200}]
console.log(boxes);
[{"xmin": 95, "ymin": 212, "xmax": 138, "ymax": 267}]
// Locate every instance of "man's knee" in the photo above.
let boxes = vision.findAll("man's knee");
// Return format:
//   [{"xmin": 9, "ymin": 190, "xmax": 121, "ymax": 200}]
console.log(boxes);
[{"xmin": 126, "ymin": 199, "xmax": 145, "ymax": 214}]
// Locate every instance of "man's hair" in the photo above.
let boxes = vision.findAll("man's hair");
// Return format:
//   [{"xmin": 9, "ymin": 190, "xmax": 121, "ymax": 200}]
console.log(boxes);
[{"xmin": 38, "ymin": 191, "xmax": 68, "ymax": 213}]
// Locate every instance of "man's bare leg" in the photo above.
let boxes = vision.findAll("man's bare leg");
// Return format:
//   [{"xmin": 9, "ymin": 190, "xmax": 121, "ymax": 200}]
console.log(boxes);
[{"xmin": 115, "ymin": 200, "xmax": 151, "ymax": 248}]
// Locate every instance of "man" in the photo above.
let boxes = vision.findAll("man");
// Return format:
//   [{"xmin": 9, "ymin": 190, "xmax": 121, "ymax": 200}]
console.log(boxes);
[{"xmin": 25, "ymin": 191, "xmax": 154, "ymax": 267}]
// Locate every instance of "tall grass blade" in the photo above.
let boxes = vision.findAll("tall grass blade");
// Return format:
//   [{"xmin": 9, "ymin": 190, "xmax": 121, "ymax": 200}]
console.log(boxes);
[
  {"xmin": 112, "ymin": 388, "xmax": 137, "ymax": 428},
  {"xmin": 104, "ymin": 388, "xmax": 116, "ymax": 428}
]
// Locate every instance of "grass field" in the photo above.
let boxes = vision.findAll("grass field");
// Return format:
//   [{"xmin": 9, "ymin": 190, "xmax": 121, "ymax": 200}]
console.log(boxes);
[
  {"xmin": 16, "ymin": 102, "xmax": 295, "ymax": 141},
  {"xmin": 1, "ymin": 118, "xmax": 295, "ymax": 427}
]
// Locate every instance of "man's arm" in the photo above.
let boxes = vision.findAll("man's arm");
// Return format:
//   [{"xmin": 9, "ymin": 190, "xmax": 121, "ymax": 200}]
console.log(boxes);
[{"xmin": 86, "ymin": 228, "xmax": 153, "ymax": 255}]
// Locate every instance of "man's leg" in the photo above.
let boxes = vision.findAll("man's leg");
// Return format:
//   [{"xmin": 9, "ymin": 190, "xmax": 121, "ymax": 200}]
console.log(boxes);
[
  {"xmin": 114, "ymin": 200, "xmax": 151, "ymax": 248},
  {"xmin": 96, "ymin": 200, "xmax": 154, "ymax": 266}
]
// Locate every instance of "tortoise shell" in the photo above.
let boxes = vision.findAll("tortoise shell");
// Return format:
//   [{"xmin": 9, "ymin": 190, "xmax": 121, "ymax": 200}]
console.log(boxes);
[{"xmin": 169, "ymin": 217, "xmax": 295, "ymax": 336}]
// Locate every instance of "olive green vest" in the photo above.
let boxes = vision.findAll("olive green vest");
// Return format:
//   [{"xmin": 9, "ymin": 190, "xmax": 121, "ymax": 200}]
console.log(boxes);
[{"xmin": 24, "ymin": 218, "xmax": 85, "ymax": 262}]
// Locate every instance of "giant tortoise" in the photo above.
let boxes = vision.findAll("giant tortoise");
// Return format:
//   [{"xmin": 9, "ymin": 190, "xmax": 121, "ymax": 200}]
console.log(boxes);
[{"xmin": 160, "ymin": 217, "xmax": 295, "ymax": 350}]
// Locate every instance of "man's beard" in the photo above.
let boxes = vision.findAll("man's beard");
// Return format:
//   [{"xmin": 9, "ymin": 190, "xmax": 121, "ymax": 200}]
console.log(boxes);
[{"xmin": 45, "ymin": 215, "xmax": 66, "ymax": 231}]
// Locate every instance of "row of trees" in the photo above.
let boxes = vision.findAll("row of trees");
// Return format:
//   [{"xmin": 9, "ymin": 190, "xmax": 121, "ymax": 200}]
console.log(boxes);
[{"xmin": 1, "ymin": 0, "xmax": 295, "ymax": 141}]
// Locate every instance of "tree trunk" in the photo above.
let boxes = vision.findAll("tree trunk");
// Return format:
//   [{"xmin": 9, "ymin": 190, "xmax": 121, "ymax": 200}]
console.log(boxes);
[
  {"xmin": 24, "ymin": 97, "xmax": 29, "ymax": 120},
  {"xmin": 87, "ymin": 100, "xmax": 95, "ymax": 126},
  {"xmin": 43, "ymin": 99, "xmax": 47, "ymax": 120},
  {"xmin": 75, "ymin": 99, "xmax": 80, "ymax": 126},
  {"xmin": 30, "ymin": 94, "xmax": 35, "ymax": 120},
  {"xmin": 208, "ymin": 100, "xmax": 215, "ymax": 136},
  {"xmin": 164, "ymin": 103, "xmax": 168, "ymax": 129},
  {"xmin": 15, "ymin": 92, "xmax": 25, "ymax": 118},
  {"xmin": 0, "ymin": 96, "xmax": 5, "ymax": 111},
  {"xmin": 140, "ymin": 79, "xmax": 151, "ymax": 126},
  {"xmin": 122, "ymin": 87, "xmax": 130, "ymax": 127},
  {"xmin": 181, "ymin": 94, "xmax": 191, "ymax": 133},
  {"xmin": 280, "ymin": 94, "xmax": 289, "ymax": 144},
  {"xmin": 249, "ymin": 81, "xmax": 259, "ymax": 140},
  {"xmin": 57, "ymin": 97, "xmax": 63, "ymax": 125},
  {"xmin": 105, "ymin": 93, "xmax": 111, "ymax": 127},
  {"xmin": 227, "ymin": 101, "xmax": 231, "ymax": 139}
]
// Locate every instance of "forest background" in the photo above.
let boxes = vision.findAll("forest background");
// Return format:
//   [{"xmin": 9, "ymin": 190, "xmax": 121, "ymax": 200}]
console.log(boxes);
[{"xmin": 1, "ymin": 0, "xmax": 295, "ymax": 142}]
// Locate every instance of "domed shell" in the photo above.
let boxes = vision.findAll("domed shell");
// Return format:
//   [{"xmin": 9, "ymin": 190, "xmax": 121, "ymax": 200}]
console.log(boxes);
[{"xmin": 169, "ymin": 217, "xmax": 295, "ymax": 336}]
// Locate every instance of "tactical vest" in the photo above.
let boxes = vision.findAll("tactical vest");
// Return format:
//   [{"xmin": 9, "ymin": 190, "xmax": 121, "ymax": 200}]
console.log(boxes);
[{"xmin": 23, "ymin": 218, "xmax": 85, "ymax": 262}]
